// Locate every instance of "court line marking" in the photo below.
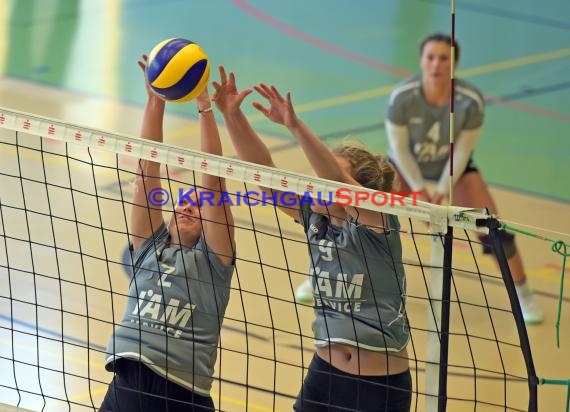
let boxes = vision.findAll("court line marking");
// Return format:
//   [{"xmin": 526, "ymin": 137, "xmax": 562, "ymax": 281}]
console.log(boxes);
[
  {"xmin": 232, "ymin": 0, "xmax": 411, "ymax": 77},
  {"xmin": 486, "ymin": 95, "xmax": 570, "ymax": 122},
  {"xmin": 0, "ymin": 336, "xmax": 283, "ymax": 412},
  {"xmin": 421, "ymin": 0, "xmax": 570, "ymax": 32},
  {"xmin": 277, "ymin": 47, "xmax": 570, "ymax": 117},
  {"xmin": 166, "ymin": 47, "xmax": 570, "ymax": 140},
  {"xmin": 233, "ymin": 0, "xmax": 570, "ymax": 104},
  {"xmin": 458, "ymin": 48, "xmax": 570, "ymax": 78},
  {"xmin": 267, "ymin": 78, "xmax": 570, "ymax": 157},
  {"xmin": 63, "ymin": 385, "xmax": 279, "ymax": 412}
]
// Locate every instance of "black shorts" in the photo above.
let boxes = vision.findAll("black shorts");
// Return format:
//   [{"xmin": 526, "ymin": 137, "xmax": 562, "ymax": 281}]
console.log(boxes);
[
  {"xmin": 100, "ymin": 359, "xmax": 214, "ymax": 412},
  {"xmin": 293, "ymin": 354, "xmax": 412, "ymax": 412},
  {"xmin": 463, "ymin": 157, "xmax": 479, "ymax": 175}
]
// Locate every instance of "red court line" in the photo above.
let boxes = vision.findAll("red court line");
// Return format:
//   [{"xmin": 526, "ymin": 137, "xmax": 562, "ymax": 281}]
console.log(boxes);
[
  {"xmin": 232, "ymin": 0, "xmax": 413, "ymax": 78},
  {"xmin": 233, "ymin": 0, "xmax": 570, "ymax": 122},
  {"xmin": 545, "ymin": 263, "xmax": 570, "ymax": 270}
]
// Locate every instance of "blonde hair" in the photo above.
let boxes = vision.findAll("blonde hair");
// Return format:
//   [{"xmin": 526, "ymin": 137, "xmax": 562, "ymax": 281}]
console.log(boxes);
[{"xmin": 331, "ymin": 142, "xmax": 396, "ymax": 192}]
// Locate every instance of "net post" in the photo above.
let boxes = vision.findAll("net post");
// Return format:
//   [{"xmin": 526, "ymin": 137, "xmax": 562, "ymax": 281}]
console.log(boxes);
[
  {"xmin": 425, "ymin": 207, "xmax": 448, "ymax": 412},
  {"xmin": 437, "ymin": 225, "xmax": 453, "ymax": 412},
  {"xmin": 487, "ymin": 217, "xmax": 539, "ymax": 412}
]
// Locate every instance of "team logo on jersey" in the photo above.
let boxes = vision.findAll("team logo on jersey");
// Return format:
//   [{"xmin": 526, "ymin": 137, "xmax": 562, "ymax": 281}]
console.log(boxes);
[
  {"xmin": 414, "ymin": 121, "xmax": 449, "ymax": 163},
  {"xmin": 128, "ymin": 264, "xmax": 196, "ymax": 339}
]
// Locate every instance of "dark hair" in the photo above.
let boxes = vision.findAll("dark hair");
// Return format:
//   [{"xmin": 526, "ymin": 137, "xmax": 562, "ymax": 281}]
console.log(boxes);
[{"xmin": 419, "ymin": 33, "xmax": 460, "ymax": 63}]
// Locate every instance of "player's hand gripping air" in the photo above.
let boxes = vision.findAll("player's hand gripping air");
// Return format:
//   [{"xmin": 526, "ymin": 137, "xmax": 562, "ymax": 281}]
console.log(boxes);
[
  {"xmin": 211, "ymin": 65, "xmax": 252, "ymax": 115},
  {"xmin": 251, "ymin": 84, "xmax": 298, "ymax": 129}
]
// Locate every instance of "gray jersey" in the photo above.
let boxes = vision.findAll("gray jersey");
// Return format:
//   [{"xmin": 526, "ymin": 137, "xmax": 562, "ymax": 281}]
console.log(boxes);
[
  {"xmin": 105, "ymin": 224, "xmax": 234, "ymax": 395},
  {"xmin": 299, "ymin": 203, "xmax": 409, "ymax": 352},
  {"xmin": 386, "ymin": 75, "xmax": 485, "ymax": 179}
]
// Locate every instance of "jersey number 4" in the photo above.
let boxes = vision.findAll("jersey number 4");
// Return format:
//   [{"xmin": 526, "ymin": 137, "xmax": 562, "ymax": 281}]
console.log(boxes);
[{"xmin": 414, "ymin": 121, "xmax": 449, "ymax": 162}]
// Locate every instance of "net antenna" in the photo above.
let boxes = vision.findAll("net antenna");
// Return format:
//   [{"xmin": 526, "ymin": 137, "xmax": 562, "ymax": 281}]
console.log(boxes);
[
  {"xmin": 425, "ymin": 213, "xmax": 448, "ymax": 411},
  {"xmin": 423, "ymin": 2, "xmax": 458, "ymax": 409},
  {"xmin": 449, "ymin": 0, "xmax": 457, "ymax": 206},
  {"xmin": 424, "ymin": 3, "xmax": 459, "ymax": 407}
]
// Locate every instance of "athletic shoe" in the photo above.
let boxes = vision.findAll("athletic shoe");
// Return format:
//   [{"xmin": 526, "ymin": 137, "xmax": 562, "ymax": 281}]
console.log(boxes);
[
  {"xmin": 515, "ymin": 282, "xmax": 544, "ymax": 325},
  {"xmin": 294, "ymin": 279, "xmax": 313, "ymax": 304}
]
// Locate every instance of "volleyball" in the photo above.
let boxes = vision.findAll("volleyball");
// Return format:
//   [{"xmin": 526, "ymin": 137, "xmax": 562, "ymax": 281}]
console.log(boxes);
[{"xmin": 146, "ymin": 38, "xmax": 210, "ymax": 103}]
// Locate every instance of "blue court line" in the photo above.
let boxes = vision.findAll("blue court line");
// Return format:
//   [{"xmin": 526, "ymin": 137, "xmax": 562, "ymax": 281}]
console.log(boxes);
[
  {"xmin": 422, "ymin": 0, "xmax": 570, "ymax": 31},
  {"xmin": 0, "ymin": 318, "xmax": 296, "ymax": 402},
  {"xmin": 500, "ymin": 80, "xmax": 570, "ymax": 101},
  {"xmin": 0, "ymin": 314, "xmax": 108, "ymax": 353}
]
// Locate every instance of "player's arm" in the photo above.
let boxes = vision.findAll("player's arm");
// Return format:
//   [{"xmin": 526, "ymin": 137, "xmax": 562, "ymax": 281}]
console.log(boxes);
[
  {"xmin": 433, "ymin": 94, "xmax": 485, "ymax": 204},
  {"xmin": 196, "ymin": 87, "xmax": 236, "ymax": 266},
  {"xmin": 252, "ymin": 84, "xmax": 345, "ymax": 219},
  {"xmin": 253, "ymin": 84, "xmax": 386, "ymax": 230},
  {"xmin": 212, "ymin": 66, "xmax": 299, "ymax": 220},
  {"xmin": 385, "ymin": 122, "xmax": 426, "ymax": 192},
  {"xmin": 433, "ymin": 128, "xmax": 480, "ymax": 203},
  {"xmin": 252, "ymin": 84, "xmax": 342, "ymax": 181},
  {"xmin": 130, "ymin": 55, "xmax": 166, "ymax": 251},
  {"xmin": 385, "ymin": 89, "xmax": 429, "ymax": 200}
]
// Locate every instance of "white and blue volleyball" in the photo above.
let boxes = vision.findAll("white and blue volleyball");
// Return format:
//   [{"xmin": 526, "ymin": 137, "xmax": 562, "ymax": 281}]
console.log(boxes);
[{"xmin": 146, "ymin": 38, "xmax": 210, "ymax": 103}]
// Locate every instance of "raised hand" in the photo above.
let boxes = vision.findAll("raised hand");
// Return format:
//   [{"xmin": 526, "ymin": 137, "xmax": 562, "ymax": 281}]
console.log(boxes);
[
  {"xmin": 431, "ymin": 192, "xmax": 445, "ymax": 205},
  {"xmin": 252, "ymin": 84, "xmax": 298, "ymax": 129},
  {"xmin": 211, "ymin": 65, "xmax": 252, "ymax": 115},
  {"xmin": 416, "ymin": 189, "xmax": 432, "ymax": 204},
  {"xmin": 137, "ymin": 54, "xmax": 160, "ymax": 101}
]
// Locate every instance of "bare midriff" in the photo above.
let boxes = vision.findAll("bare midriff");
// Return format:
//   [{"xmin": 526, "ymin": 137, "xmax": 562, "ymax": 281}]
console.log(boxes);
[{"xmin": 316, "ymin": 344, "xmax": 409, "ymax": 376}]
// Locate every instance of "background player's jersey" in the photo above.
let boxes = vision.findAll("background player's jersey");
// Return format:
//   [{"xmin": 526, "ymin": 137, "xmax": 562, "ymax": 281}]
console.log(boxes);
[{"xmin": 386, "ymin": 75, "xmax": 484, "ymax": 179}]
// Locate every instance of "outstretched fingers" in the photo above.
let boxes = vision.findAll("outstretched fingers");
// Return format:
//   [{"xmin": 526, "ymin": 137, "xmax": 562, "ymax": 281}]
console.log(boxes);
[
  {"xmin": 254, "ymin": 83, "xmax": 290, "ymax": 106},
  {"xmin": 218, "ymin": 65, "xmax": 228, "ymax": 85},
  {"xmin": 251, "ymin": 101, "xmax": 270, "ymax": 116},
  {"xmin": 232, "ymin": 88, "xmax": 253, "ymax": 107},
  {"xmin": 251, "ymin": 82, "xmax": 296, "ymax": 126},
  {"xmin": 270, "ymin": 85, "xmax": 285, "ymax": 101},
  {"xmin": 286, "ymin": 91, "xmax": 295, "ymax": 111},
  {"xmin": 211, "ymin": 65, "xmax": 226, "ymax": 94},
  {"xmin": 137, "ymin": 54, "xmax": 148, "ymax": 71},
  {"xmin": 211, "ymin": 65, "xmax": 253, "ymax": 111},
  {"xmin": 229, "ymin": 72, "xmax": 238, "ymax": 88},
  {"xmin": 138, "ymin": 53, "xmax": 158, "ymax": 99},
  {"xmin": 253, "ymin": 84, "xmax": 271, "ymax": 100},
  {"xmin": 239, "ymin": 88, "xmax": 254, "ymax": 99}
]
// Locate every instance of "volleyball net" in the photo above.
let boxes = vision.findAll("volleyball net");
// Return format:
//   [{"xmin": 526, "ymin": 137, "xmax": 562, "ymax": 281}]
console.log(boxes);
[{"xmin": 0, "ymin": 107, "xmax": 540, "ymax": 411}]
